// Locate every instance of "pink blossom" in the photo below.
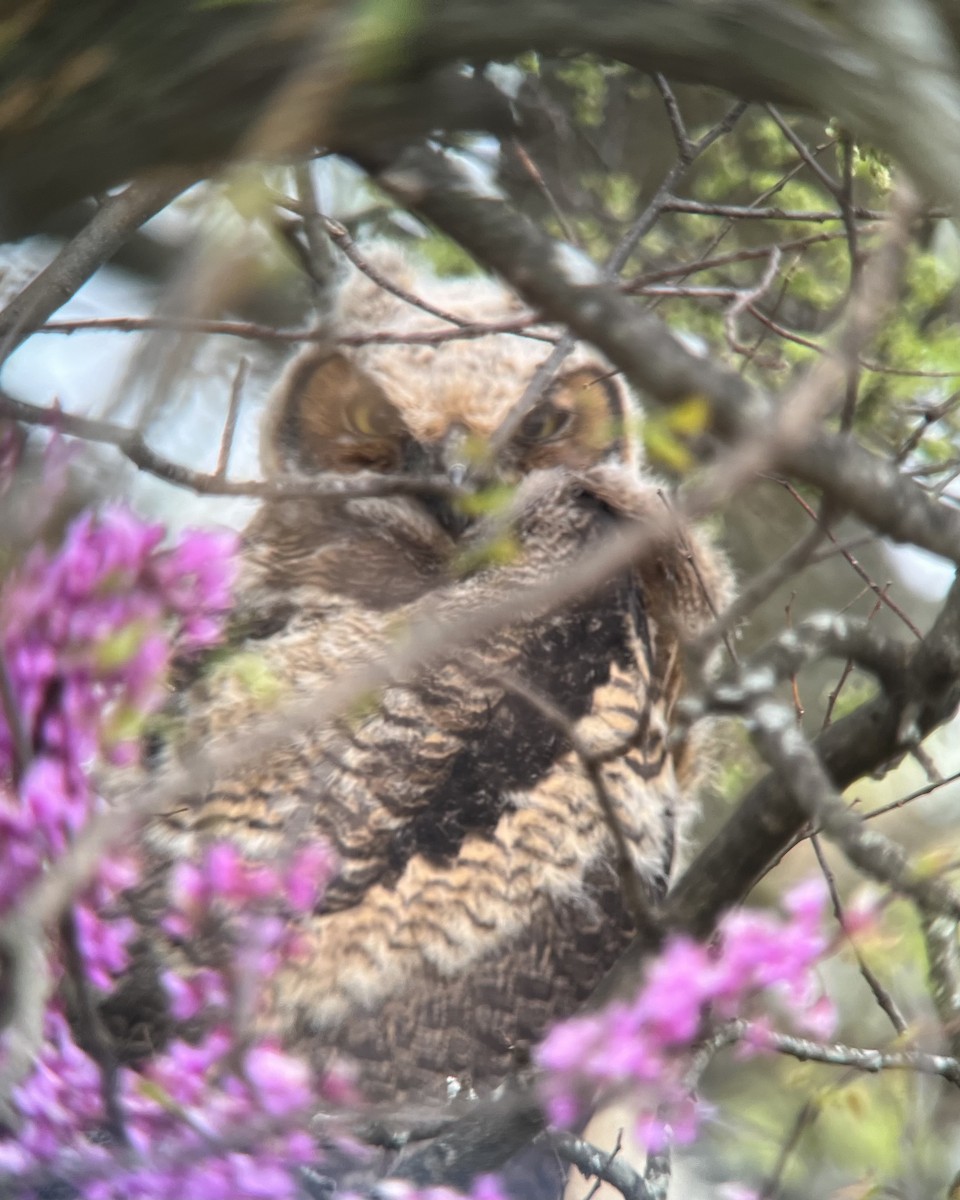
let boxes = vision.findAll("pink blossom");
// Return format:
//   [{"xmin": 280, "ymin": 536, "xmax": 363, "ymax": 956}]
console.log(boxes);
[
  {"xmin": 244, "ymin": 1044, "xmax": 313, "ymax": 1117},
  {"xmin": 537, "ymin": 879, "xmax": 835, "ymax": 1151},
  {"xmin": 0, "ymin": 506, "xmax": 348, "ymax": 1200}
]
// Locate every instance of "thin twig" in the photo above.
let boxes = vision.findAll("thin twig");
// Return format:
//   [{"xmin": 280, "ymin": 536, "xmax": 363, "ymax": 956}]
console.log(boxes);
[
  {"xmin": 292, "ymin": 165, "xmax": 339, "ymax": 304},
  {"xmin": 810, "ymin": 832, "xmax": 908, "ymax": 1035},
  {"xmin": 762, "ymin": 1027, "xmax": 960, "ymax": 1085},
  {"xmin": 838, "ymin": 134, "xmax": 862, "ymax": 432},
  {"xmin": 693, "ymin": 632, "xmax": 960, "ymax": 920},
  {"xmin": 653, "ymin": 76, "xmax": 692, "ymax": 161},
  {"xmin": 821, "ymin": 586, "xmax": 886, "ymax": 729},
  {"xmin": 321, "ymin": 215, "xmax": 481, "ymax": 329},
  {"xmin": 58, "ymin": 910, "xmax": 129, "ymax": 1145},
  {"xmin": 0, "ymin": 652, "xmax": 31, "ymax": 789},
  {"xmin": 777, "ymin": 479, "xmax": 923, "ymax": 639},
  {"xmin": 0, "ymin": 389, "xmax": 454, "ymax": 502},
  {"xmin": 723, "ymin": 247, "xmax": 783, "ymax": 356},
  {"xmin": 660, "ymin": 199, "xmax": 940, "ymax": 222},
  {"xmin": 624, "ymin": 229, "xmax": 855, "ymax": 290},
  {"xmin": 765, "ymin": 106, "xmax": 841, "ymax": 197},
  {"xmin": 509, "ymin": 139, "xmax": 582, "ymax": 247},
  {"xmin": 691, "ymin": 521, "xmax": 829, "ymax": 664},
  {"xmin": 864, "ymin": 768, "xmax": 960, "ymax": 822},
  {"xmin": 214, "ymin": 358, "xmax": 249, "ymax": 480},
  {"xmin": 485, "ymin": 100, "xmax": 748, "ymax": 463},
  {"xmin": 758, "ymin": 1098, "xmax": 820, "ymax": 1200},
  {"xmin": 39, "ymin": 313, "xmax": 557, "ymax": 346}
]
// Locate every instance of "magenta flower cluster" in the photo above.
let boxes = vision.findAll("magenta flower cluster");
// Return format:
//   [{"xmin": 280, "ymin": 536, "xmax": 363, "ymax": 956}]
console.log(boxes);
[
  {"xmin": 0, "ymin": 834, "xmax": 341, "ymax": 1199},
  {"xmin": 161, "ymin": 839, "xmax": 337, "ymax": 1031},
  {"xmin": 0, "ymin": 1009, "xmax": 319, "ymax": 1199},
  {"xmin": 0, "ymin": 508, "xmax": 238, "ymax": 906},
  {"xmin": 0, "ymin": 508, "xmax": 237, "ymax": 992},
  {"xmin": 536, "ymin": 879, "xmax": 836, "ymax": 1149},
  {"xmin": 0, "ymin": 504, "xmax": 351, "ymax": 1199}
]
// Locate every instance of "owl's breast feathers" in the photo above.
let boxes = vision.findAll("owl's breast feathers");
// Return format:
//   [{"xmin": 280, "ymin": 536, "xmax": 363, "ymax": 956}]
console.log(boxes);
[{"xmin": 126, "ymin": 465, "xmax": 726, "ymax": 1104}]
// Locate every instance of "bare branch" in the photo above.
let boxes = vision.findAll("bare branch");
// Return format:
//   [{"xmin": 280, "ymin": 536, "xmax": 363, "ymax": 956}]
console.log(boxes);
[
  {"xmin": 37, "ymin": 314, "xmax": 557, "ymax": 347},
  {"xmin": 921, "ymin": 912, "xmax": 960, "ymax": 1062},
  {"xmin": 760, "ymin": 1026, "xmax": 960, "ymax": 1086},
  {"xmin": 0, "ymin": 174, "xmax": 192, "ymax": 364},
  {"xmin": 553, "ymin": 1130, "xmax": 651, "ymax": 1200},
  {"xmin": 0, "ymin": 390, "xmax": 454, "ymax": 502},
  {"xmin": 687, "ymin": 618, "xmax": 960, "ymax": 919},
  {"xmin": 364, "ymin": 144, "xmax": 960, "ymax": 568}
]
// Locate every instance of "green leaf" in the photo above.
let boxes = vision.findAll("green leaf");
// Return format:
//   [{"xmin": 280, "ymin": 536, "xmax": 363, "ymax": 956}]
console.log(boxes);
[{"xmin": 94, "ymin": 622, "xmax": 148, "ymax": 670}]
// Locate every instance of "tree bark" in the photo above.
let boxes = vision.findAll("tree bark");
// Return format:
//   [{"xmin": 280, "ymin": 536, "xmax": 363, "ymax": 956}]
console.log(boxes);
[{"xmin": 2, "ymin": 0, "xmax": 958, "ymax": 238}]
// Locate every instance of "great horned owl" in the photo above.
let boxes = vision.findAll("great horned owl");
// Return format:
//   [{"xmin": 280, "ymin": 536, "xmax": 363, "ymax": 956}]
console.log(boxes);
[{"xmin": 105, "ymin": 253, "xmax": 729, "ymax": 1187}]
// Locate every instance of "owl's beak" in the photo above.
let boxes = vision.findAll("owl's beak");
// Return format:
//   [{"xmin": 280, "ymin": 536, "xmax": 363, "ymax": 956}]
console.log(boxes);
[
  {"xmin": 439, "ymin": 424, "xmax": 472, "ymax": 490},
  {"xmin": 415, "ymin": 425, "xmax": 474, "ymax": 538}
]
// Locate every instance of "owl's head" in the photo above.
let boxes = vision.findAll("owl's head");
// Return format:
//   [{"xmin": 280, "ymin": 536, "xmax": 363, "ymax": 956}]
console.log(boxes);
[
  {"xmin": 245, "ymin": 269, "xmax": 729, "ymax": 692},
  {"xmin": 262, "ymin": 346, "xmax": 630, "ymax": 505},
  {"xmin": 248, "ymin": 255, "xmax": 648, "ymax": 604}
]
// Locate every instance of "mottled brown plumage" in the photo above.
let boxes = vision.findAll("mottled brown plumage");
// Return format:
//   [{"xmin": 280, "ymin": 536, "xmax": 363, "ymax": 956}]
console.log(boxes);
[{"xmin": 104, "ymin": 257, "xmax": 730, "ymax": 1190}]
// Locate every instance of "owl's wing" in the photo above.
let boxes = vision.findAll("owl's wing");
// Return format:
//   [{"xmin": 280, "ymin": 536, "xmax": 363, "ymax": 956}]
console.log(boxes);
[
  {"xmin": 317, "ymin": 858, "xmax": 644, "ymax": 1104},
  {"xmin": 264, "ymin": 471, "xmax": 705, "ymax": 1042}
]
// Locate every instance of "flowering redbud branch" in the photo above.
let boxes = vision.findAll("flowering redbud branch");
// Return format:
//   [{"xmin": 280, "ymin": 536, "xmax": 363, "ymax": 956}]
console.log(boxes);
[
  {"xmin": 7, "ymin": 1103, "xmax": 317, "ymax": 1199},
  {"xmin": 57, "ymin": 910, "xmax": 129, "ymax": 1146},
  {"xmin": 1, "ymin": 599, "xmax": 131, "ymax": 1143}
]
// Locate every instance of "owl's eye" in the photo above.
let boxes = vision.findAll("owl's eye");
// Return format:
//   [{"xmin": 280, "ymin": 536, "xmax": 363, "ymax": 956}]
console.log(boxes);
[
  {"xmin": 518, "ymin": 404, "xmax": 573, "ymax": 443},
  {"xmin": 343, "ymin": 398, "xmax": 384, "ymax": 437}
]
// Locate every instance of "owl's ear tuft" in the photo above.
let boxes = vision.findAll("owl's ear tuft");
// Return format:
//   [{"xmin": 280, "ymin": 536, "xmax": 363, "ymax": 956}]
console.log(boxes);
[{"xmin": 262, "ymin": 351, "xmax": 408, "ymax": 475}]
